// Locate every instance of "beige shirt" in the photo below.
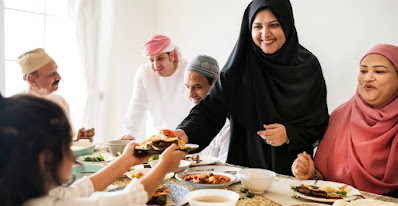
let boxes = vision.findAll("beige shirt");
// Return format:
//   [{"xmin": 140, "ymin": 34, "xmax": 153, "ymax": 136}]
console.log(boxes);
[{"xmin": 19, "ymin": 88, "xmax": 76, "ymax": 137}]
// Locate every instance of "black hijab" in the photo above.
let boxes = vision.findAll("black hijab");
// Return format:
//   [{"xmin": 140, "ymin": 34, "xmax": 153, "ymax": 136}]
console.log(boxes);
[
  {"xmin": 221, "ymin": 0, "xmax": 328, "ymax": 150},
  {"xmin": 178, "ymin": 0, "xmax": 328, "ymax": 174}
]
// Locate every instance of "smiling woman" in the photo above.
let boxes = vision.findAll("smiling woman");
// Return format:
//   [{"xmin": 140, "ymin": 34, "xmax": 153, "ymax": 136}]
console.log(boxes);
[{"xmin": 292, "ymin": 44, "xmax": 398, "ymax": 197}]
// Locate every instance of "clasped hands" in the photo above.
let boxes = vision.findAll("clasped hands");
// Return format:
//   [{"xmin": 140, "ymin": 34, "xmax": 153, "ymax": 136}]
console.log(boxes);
[
  {"xmin": 257, "ymin": 123, "xmax": 288, "ymax": 147},
  {"xmin": 75, "ymin": 127, "xmax": 95, "ymax": 142}
]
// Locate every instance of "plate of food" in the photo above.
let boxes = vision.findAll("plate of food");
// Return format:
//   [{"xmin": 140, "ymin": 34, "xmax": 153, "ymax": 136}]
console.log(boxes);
[
  {"xmin": 291, "ymin": 180, "xmax": 362, "ymax": 203},
  {"xmin": 126, "ymin": 168, "xmax": 174, "ymax": 180},
  {"xmin": 184, "ymin": 153, "xmax": 218, "ymax": 166},
  {"xmin": 176, "ymin": 171, "xmax": 237, "ymax": 189},
  {"xmin": 135, "ymin": 129, "xmax": 199, "ymax": 155},
  {"xmin": 76, "ymin": 154, "xmax": 114, "ymax": 165},
  {"xmin": 187, "ymin": 165, "xmax": 242, "ymax": 183}
]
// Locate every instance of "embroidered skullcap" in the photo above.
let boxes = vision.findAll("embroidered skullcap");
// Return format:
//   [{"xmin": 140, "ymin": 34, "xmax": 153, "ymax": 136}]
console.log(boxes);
[
  {"xmin": 17, "ymin": 48, "xmax": 53, "ymax": 75},
  {"xmin": 142, "ymin": 34, "xmax": 179, "ymax": 61},
  {"xmin": 361, "ymin": 44, "xmax": 398, "ymax": 71},
  {"xmin": 186, "ymin": 55, "xmax": 220, "ymax": 78}
]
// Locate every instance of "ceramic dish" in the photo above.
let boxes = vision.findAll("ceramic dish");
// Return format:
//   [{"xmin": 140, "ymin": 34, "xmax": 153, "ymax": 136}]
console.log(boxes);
[
  {"xmin": 71, "ymin": 140, "xmax": 95, "ymax": 157},
  {"xmin": 176, "ymin": 171, "xmax": 237, "ymax": 189},
  {"xmin": 187, "ymin": 165, "xmax": 242, "ymax": 183},
  {"xmin": 70, "ymin": 164, "xmax": 104, "ymax": 181},
  {"xmin": 126, "ymin": 168, "xmax": 174, "ymax": 180},
  {"xmin": 184, "ymin": 154, "xmax": 218, "ymax": 166},
  {"xmin": 291, "ymin": 180, "xmax": 362, "ymax": 203},
  {"xmin": 76, "ymin": 154, "xmax": 114, "ymax": 165},
  {"xmin": 135, "ymin": 143, "xmax": 199, "ymax": 154},
  {"xmin": 186, "ymin": 189, "xmax": 239, "ymax": 206}
]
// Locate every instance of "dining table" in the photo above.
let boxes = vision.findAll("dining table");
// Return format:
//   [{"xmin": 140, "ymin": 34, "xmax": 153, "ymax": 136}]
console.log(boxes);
[{"xmin": 79, "ymin": 145, "xmax": 398, "ymax": 206}]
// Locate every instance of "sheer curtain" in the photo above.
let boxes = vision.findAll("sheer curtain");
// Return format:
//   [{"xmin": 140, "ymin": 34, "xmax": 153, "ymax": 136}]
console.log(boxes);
[{"xmin": 67, "ymin": 0, "xmax": 111, "ymax": 142}]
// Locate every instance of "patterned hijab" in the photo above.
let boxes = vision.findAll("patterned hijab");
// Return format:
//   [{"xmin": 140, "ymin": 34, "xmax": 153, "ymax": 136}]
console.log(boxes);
[{"xmin": 315, "ymin": 44, "xmax": 398, "ymax": 195}]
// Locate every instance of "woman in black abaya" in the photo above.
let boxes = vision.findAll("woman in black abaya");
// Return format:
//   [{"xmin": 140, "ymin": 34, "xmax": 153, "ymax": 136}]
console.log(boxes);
[{"xmin": 176, "ymin": 0, "xmax": 329, "ymax": 175}]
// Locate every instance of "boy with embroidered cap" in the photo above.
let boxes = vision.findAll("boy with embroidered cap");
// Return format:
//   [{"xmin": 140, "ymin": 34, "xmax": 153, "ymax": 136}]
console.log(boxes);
[
  {"xmin": 184, "ymin": 55, "xmax": 230, "ymax": 162},
  {"xmin": 17, "ymin": 48, "xmax": 95, "ymax": 142}
]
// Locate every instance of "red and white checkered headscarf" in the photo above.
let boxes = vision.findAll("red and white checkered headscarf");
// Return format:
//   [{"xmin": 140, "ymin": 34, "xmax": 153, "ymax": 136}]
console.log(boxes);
[{"xmin": 142, "ymin": 34, "xmax": 179, "ymax": 61}]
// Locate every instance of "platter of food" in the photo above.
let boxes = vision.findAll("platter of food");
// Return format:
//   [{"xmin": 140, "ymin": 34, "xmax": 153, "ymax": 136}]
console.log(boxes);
[
  {"xmin": 291, "ymin": 180, "xmax": 362, "ymax": 203},
  {"xmin": 76, "ymin": 154, "xmax": 114, "ymax": 165},
  {"xmin": 135, "ymin": 129, "xmax": 199, "ymax": 155},
  {"xmin": 186, "ymin": 165, "xmax": 242, "ymax": 183},
  {"xmin": 184, "ymin": 154, "xmax": 218, "ymax": 166},
  {"xmin": 176, "ymin": 171, "xmax": 237, "ymax": 189}
]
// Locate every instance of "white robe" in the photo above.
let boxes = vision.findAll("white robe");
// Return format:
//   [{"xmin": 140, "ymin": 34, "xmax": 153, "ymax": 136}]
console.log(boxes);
[
  {"xmin": 19, "ymin": 88, "xmax": 76, "ymax": 137},
  {"xmin": 122, "ymin": 59, "xmax": 194, "ymax": 141}
]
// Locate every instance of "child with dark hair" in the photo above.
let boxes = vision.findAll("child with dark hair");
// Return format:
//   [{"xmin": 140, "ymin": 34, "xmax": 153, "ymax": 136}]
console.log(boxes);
[{"xmin": 0, "ymin": 94, "xmax": 186, "ymax": 206}]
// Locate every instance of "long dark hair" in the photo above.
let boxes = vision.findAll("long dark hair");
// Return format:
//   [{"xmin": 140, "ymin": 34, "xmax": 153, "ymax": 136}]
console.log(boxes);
[{"xmin": 0, "ymin": 94, "xmax": 72, "ymax": 206}]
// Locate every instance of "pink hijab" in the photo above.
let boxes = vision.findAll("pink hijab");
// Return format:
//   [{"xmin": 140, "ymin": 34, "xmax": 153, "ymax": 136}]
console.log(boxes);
[{"xmin": 314, "ymin": 44, "xmax": 398, "ymax": 195}]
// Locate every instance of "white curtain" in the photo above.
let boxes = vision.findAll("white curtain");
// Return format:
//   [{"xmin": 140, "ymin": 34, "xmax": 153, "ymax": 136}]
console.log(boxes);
[{"xmin": 67, "ymin": 0, "xmax": 104, "ymax": 142}]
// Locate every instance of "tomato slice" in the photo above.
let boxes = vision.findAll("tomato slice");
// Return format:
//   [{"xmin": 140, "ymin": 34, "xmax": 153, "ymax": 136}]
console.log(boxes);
[
  {"xmin": 340, "ymin": 184, "xmax": 348, "ymax": 190},
  {"xmin": 160, "ymin": 129, "xmax": 176, "ymax": 137}
]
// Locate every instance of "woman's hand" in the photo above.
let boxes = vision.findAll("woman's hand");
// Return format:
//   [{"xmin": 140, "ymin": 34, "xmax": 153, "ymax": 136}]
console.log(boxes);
[
  {"xmin": 173, "ymin": 129, "xmax": 188, "ymax": 143},
  {"xmin": 157, "ymin": 144, "xmax": 187, "ymax": 173},
  {"xmin": 292, "ymin": 151, "xmax": 315, "ymax": 180},
  {"xmin": 257, "ymin": 123, "xmax": 288, "ymax": 146}
]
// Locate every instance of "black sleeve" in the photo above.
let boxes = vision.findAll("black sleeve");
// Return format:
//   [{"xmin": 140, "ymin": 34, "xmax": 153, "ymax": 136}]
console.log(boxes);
[{"xmin": 177, "ymin": 77, "xmax": 228, "ymax": 151}]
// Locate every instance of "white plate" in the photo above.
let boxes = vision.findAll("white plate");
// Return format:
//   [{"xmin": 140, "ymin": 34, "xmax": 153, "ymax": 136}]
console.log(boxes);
[
  {"xmin": 187, "ymin": 165, "xmax": 242, "ymax": 183},
  {"xmin": 176, "ymin": 171, "xmax": 237, "ymax": 189},
  {"xmin": 185, "ymin": 154, "xmax": 218, "ymax": 166},
  {"xmin": 291, "ymin": 180, "xmax": 362, "ymax": 203},
  {"xmin": 76, "ymin": 154, "xmax": 114, "ymax": 165},
  {"xmin": 126, "ymin": 168, "xmax": 174, "ymax": 180}
]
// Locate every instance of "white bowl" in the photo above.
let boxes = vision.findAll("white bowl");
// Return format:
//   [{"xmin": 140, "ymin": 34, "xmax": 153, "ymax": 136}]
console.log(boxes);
[
  {"xmin": 126, "ymin": 168, "xmax": 174, "ymax": 180},
  {"xmin": 149, "ymin": 159, "xmax": 191, "ymax": 173},
  {"xmin": 186, "ymin": 189, "xmax": 239, "ymax": 206},
  {"xmin": 238, "ymin": 168, "xmax": 276, "ymax": 194},
  {"xmin": 106, "ymin": 140, "xmax": 133, "ymax": 156},
  {"xmin": 71, "ymin": 140, "xmax": 95, "ymax": 157}
]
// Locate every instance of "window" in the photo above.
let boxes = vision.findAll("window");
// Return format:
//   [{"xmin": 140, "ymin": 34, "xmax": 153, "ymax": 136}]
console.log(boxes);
[{"xmin": 3, "ymin": 0, "xmax": 85, "ymax": 130}]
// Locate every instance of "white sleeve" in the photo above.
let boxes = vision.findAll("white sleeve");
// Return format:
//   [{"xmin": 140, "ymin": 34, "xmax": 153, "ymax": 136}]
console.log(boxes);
[
  {"xmin": 122, "ymin": 66, "xmax": 148, "ymax": 137},
  {"xmin": 31, "ymin": 179, "xmax": 148, "ymax": 206},
  {"xmin": 48, "ymin": 176, "xmax": 95, "ymax": 199}
]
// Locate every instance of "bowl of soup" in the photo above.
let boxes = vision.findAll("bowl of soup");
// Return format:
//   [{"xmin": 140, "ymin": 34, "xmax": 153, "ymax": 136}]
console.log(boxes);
[{"xmin": 186, "ymin": 189, "xmax": 239, "ymax": 206}]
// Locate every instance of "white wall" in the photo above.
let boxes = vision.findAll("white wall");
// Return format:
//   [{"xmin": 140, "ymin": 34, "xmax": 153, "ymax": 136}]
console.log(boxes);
[
  {"xmin": 0, "ymin": 0, "xmax": 4, "ymax": 94},
  {"xmin": 103, "ymin": 0, "xmax": 398, "ymax": 141}
]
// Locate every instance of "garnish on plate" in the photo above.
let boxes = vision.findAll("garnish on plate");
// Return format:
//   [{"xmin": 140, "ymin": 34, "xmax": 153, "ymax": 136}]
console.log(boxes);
[{"xmin": 84, "ymin": 155, "xmax": 105, "ymax": 162}]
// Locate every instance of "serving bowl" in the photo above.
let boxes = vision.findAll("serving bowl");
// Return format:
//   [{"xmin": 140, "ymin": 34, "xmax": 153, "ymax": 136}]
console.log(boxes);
[
  {"xmin": 149, "ymin": 159, "xmax": 191, "ymax": 173},
  {"xmin": 106, "ymin": 140, "xmax": 132, "ymax": 156},
  {"xmin": 237, "ymin": 168, "xmax": 276, "ymax": 194},
  {"xmin": 71, "ymin": 140, "xmax": 95, "ymax": 157},
  {"xmin": 70, "ymin": 164, "xmax": 104, "ymax": 181},
  {"xmin": 176, "ymin": 171, "xmax": 237, "ymax": 189},
  {"xmin": 186, "ymin": 189, "xmax": 239, "ymax": 206}
]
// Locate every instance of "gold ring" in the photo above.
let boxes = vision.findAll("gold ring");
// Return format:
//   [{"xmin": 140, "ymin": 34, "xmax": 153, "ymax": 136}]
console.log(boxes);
[{"xmin": 269, "ymin": 140, "xmax": 273, "ymax": 144}]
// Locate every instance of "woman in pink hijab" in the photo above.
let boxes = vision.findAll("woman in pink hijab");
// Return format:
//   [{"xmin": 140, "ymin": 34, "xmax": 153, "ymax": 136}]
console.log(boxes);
[{"xmin": 291, "ymin": 44, "xmax": 398, "ymax": 196}]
